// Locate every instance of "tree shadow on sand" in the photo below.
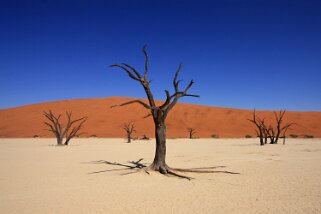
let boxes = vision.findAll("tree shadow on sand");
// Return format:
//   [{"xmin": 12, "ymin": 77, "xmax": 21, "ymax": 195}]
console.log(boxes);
[{"xmin": 86, "ymin": 158, "xmax": 240, "ymax": 180}]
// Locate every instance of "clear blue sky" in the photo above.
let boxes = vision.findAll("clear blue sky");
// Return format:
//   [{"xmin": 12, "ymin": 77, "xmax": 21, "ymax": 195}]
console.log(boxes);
[{"xmin": 0, "ymin": 0, "xmax": 320, "ymax": 111}]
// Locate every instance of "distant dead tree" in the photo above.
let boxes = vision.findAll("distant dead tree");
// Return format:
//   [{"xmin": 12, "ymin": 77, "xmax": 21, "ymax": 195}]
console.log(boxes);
[
  {"xmin": 247, "ymin": 110, "xmax": 265, "ymax": 146},
  {"xmin": 187, "ymin": 128, "xmax": 197, "ymax": 139},
  {"xmin": 43, "ymin": 110, "xmax": 87, "ymax": 146},
  {"xmin": 141, "ymin": 135, "xmax": 150, "ymax": 140},
  {"xmin": 123, "ymin": 122, "xmax": 136, "ymax": 143},
  {"xmin": 110, "ymin": 46, "xmax": 238, "ymax": 179},
  {"xmin": 248, "ymin": 109, "xmax": 294, "ymax": 145},
  {"xmin": 270, "ymin": 110, "xmax": 294, "ymax": 144}
]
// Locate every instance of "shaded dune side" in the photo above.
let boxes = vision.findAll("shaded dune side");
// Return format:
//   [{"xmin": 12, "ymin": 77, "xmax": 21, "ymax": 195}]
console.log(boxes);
[{"xmin": 0, "ymin": 97, "xmax": 320, "ymax": 138}]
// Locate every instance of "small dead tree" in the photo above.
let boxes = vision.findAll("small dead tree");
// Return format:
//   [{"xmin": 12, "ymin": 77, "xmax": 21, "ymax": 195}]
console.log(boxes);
[
  {"xmin": 141, "ymin": 135, "xmax": 150, "ymax": 140},
  {"xmin": 123, "ymin": 122, "xmax": 136, "ymax": 143},
  {"xmin": 187, "ymin": 128, "xmax": 197, "ymax": 139},
  {"xmin": 248, "ymin": 110, "xmax": 265, "ymax": 146},
  {"xmin": 43, "ymin": 110, "xmax": 87, "ymax": 146},
  {"xmin": 109, "ymin": 46, "xmax": 239, "ymax": 179},
  {"xmin": 272, "ymin": 110, "xmax": 294, "ymax": 144}
]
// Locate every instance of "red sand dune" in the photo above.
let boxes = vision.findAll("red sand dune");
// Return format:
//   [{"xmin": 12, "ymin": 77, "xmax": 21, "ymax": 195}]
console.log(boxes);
[{"xmin": 0, "ymin": 96, "xmax": 320, "ymax": 138}]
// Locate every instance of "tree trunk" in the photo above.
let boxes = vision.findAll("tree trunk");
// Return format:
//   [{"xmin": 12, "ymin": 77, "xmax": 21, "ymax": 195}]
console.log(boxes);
[
  {"xmin": 57, "ymin": 136, "xmax": 64, "ymax": 146},
  {"xmin": 270, "ymin": 137, "xmax": 275, "ymax": 144},
  {"xmin": 275, "ymin": 132, "xmax": 280, "ymax": 144},
  {"xmin": 150, "ymin": 120, "xmax": 167, "ymax": 173},
  {"xmin": 64, "ymin": 138, "xmax": 71, "ymax": 145},
  {"xmin": 259, "ymin": 130, "xmax": 264, "ymax": 146},
  {"xmin": 127, "ymin": 134, "xmax": 131, "ymax": 143},
  {"xmin": 264, "ymin": 134, "xmax": 268, "ymax": 144}
]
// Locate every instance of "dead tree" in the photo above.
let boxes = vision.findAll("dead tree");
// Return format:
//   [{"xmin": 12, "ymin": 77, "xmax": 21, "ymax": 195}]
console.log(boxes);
[
  {"xmin": 43, "ymin": 110, "xmax": 87, "ymax": 146},
  {"xmin": 247, "ymin": 110, "xmax": 265, "ymax": 146},
  {"xmin": 110, "ymin": 46, "xmax": 206, "ymax": 178},
  {"xmin": 187, "ymin": 128, "xmax": 197, "ymax": 139},
  {"xmin": 110, "ymin": 47, "xmax": 240, "ymax": 179},
  {"xmin": 123, "ymin": 122, "xmax": 136, "ymax": 143},
  {"xmin": 141, "ymin": 135, "xmax": 150, "ymax": 140},
  {"xmin": 272, "ymin": 110, "xmax": 294, "ymax": 144}
]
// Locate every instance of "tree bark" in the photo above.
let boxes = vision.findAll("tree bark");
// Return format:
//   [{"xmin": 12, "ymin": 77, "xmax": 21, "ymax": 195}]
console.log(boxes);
[
  {"xmin": 57, "ymin": 136, "xmax": 63, "ymax": 146},
  {"xmin": 150, "ymin": 120, "xmax": 167, "ymax": 173}
]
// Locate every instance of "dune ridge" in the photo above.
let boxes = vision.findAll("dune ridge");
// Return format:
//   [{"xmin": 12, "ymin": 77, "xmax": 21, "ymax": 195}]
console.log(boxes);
[{"xmin": 0, "ymin": 96, "xmax": 320, "ymax": 138}]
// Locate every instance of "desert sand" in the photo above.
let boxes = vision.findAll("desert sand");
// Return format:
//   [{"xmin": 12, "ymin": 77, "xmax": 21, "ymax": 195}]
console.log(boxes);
[
  {"xmin": 0, "ymin": 138, "xmax": 320, "ymax": 213},
  {"xmin": 1, "ymin": 97, "xmax": 321, "ymax": 138}
]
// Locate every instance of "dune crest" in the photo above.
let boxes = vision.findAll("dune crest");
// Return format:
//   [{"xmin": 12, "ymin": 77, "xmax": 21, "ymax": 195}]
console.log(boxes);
[{"xmin": 0, "ymin": 96, "xmax": 320, "ymax": 138}]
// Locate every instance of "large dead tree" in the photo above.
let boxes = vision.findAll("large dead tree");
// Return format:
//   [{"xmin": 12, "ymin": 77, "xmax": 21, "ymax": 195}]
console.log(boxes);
[
  {"xmin": 43, "ymin": 110, "xmax": 87, "ymax": 146},
  {"xmin": 187, "ymin": 128, "xmax": 197, "ymax": 139},
  {"xmin": 123, "ymin": 122, "xmax": 136, "ymax": 143},
  {"xmin": 247, "ymin": 110, "xmax": 265, "ymax": 146},
  {"xmin": 110, "ymin": 46, "xmax": 239, "ymax": 179}
]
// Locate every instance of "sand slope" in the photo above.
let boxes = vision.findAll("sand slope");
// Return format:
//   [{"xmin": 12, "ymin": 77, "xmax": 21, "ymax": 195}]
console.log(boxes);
[
  {"xmin": 0, "ymin": 96, "xmax": 321, "ymax": 138},
  {"xmin": 0, "ymin": 138, "xmax": 320, "ymax": 214}
]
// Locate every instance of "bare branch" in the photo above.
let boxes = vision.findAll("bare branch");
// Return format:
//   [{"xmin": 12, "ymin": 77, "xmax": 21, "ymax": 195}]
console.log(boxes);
[
  {"xmin": 43, "ymin": 110, "xmax": 62, "ymax": 138},
  {"xmin": 110, "ymin": 64, "xmax": 140, "ymax": 81},
  {"xmin": 142, "ymin": 45, "xmax": 148, "ymax": 79},
  {"xmin": 173, "ymin": 64, "xmax": 182, "ymax": 92},
  {"xmin": 161, "ymin": 66, "xmax": 199, "ymax": 114},
  {"xmin": 160, "ymin": 90, "xmax": 172, "ymax": 109},
  {"xmin": 143, "ymin": 113, "xmax": 153, "ymax": 119},
  {"xmin": 122, "ymin": 63, "xmax": 142, "ymax": 79},
  {"xmin": 183, "ymin": 80, "xmax": 194, "ymax": 94},
  {"xmin": 65, "ymin": 117, "xmax": 87, "ymax": 144},
  {"xmin": 184, "ymin": 94, "xmax": 200, "ymax": 98},
  {"xmin": 111, "ymin": 100, "xmax": 154, "ymax": 110},
  {"xmin": 247, "ymin": 109, "xmax": 266, "ymax": 145}
]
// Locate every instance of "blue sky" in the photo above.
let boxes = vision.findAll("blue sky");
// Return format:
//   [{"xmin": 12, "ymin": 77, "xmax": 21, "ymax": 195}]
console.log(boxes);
[{"xmin": 0, "ymin": 0, "xmax": 320, "ymax": 111}]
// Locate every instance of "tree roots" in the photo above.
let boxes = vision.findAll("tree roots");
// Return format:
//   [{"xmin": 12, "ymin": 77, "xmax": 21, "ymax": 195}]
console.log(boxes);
[{"xmin": 88, "ymin": 159, "xmax": 240, "ymax": 180}]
